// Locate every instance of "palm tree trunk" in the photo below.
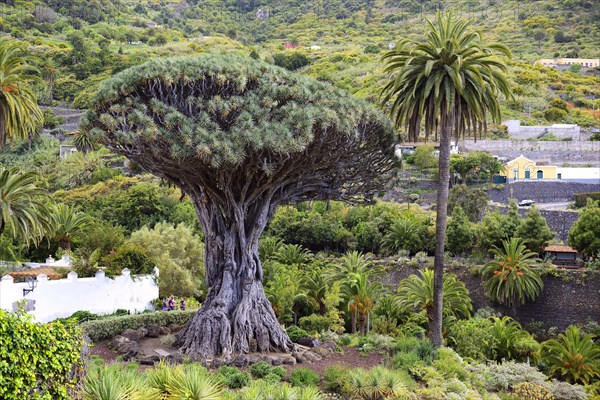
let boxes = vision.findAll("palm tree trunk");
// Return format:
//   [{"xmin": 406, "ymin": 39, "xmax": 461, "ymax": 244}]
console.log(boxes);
[
  {"xmin": 351, "ymin": 309, "xmax": 357, "ymax": 334},
  {"xmin": 431, "ymin": 122, "xmax": 452, "ymax": 347}
]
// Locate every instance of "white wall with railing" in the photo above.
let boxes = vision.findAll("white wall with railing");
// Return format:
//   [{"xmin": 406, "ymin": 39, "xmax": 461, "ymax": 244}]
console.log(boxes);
[{"xmin": 0, "ymin": 268, "xmax": 159, "ymax": 323}]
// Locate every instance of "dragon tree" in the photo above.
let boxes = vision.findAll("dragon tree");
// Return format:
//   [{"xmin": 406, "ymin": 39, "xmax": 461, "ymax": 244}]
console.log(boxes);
[{"xmin": 82, "ymin": 55, "xmax": 395, "ymax": 359}]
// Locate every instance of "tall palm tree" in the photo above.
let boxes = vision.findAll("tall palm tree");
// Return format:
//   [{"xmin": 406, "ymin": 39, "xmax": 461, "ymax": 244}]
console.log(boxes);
[
  {"xmin": 0, "ymin": 39, "xmax": 44, "ymax": 150},
  {"xmin": 51, "ymin": 203, "xmax": 92, "ymax": 252},
  {"xmin": 381, "ymin": 12, "xmax": 511, "ymax": 346},
  {"xmin": 0, "ymin": 166, "xmax": 51, "ymax": 246},
  {"xmin": 40, "ymin": 59, "xmax": 58, "ymax": 104},
  {"xmin": 394, "ymin": 269, "xmax": 472, "ymax": 339}
]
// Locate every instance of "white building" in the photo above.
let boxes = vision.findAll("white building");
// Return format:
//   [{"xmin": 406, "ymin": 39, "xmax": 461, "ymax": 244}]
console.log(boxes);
[{"xmin": 556, "ymin": 167, "xmax": 600, "ymax": 184}]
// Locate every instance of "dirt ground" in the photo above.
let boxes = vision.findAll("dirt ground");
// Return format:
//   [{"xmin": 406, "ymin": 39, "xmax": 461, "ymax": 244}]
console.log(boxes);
[{"xmin": 90, "ymin": 337, "xmax": 386, "ymax": 375}]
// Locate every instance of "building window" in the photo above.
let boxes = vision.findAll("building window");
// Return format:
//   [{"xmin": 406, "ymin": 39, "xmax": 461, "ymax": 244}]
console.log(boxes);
[{"xmin": 558, "ymin": 173, "xmax": 562, "ymax": 179}]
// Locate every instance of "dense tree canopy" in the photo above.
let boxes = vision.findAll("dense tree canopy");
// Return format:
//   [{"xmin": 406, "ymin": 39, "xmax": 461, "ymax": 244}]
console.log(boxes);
[{"xmin": 82, "ymin": 55, "xmax": 395, "ymax": 359}]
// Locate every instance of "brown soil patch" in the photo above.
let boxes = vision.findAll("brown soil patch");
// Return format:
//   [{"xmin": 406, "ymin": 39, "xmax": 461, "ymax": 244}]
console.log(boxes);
[
  {"xmin": 90, "ymin": 340, "xmax": 118, "ymax": 363},
  {"xmin": 287, "ymin": 347, "xmax": 387, "ymax": 375},
  {"xmin": 90, "ymin": 338, "xmax": 386, "ymax": 376}
]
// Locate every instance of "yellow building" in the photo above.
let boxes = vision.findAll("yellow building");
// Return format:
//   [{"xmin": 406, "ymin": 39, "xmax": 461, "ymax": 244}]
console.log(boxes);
[{"xmin": 502, "ymin": 155, "xmax": 557, "ymax": 181}]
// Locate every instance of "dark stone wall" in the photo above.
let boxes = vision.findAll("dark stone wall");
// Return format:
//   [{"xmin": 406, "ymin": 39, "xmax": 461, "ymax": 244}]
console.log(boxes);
[
  {"xmin": 487, "ymin": 181, "xmax": 600, "ymax": 204},
  {"xmin": 381, "ymin": 262, "xmax": 600, "ymax": 331}
]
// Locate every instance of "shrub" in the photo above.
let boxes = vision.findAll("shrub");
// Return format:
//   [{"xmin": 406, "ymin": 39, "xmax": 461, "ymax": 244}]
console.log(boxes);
[
  {"xmin": 289, "ymin": 368, "xmax": 320, "ymax": 387},
  {"xmin": 223, "ymin": 371, "xmax": 251, "ymax": 389},
  {"xmin": 447, "ymin": 317, "xmax": 496, "ymax": 361},
  {"xmin": 0, "ymin": 310, "xmax": 84, "ymax": 400},
  {"xmin": 547, "ymin": 380, "xmax": 589, "ymax": 400},
  {"xmin": 513, "ymin": 382, "xmax": 554, "ymax": 400},
  {"xmin": 323, "ymin": 365, "xmax": 346, "ymax": 392},
  {"xmin": 271, "ymin": 366, "xmax": 286, "ymax": 379},
  {"xmin": 249, "ymin": 361, "xmax": 273, "ymax": 379},
  {"xmin": 542, "ymin": 325, "xmax": 600, "ymax": 385},
  {"xmin": 286, "ymin": 325, "xmax": 310, "ymax": 342},
  {"xmin": 299, "ymin": 313, "xmax": 335, "ymax": 333},
  {"xmin": 81, "ymin": 310, "xmax": 195, "ymax": 342}
]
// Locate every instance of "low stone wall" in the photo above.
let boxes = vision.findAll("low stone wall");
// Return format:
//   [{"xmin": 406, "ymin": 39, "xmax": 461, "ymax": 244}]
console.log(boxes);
[
  {"xmin": 462, "ymin": 139, "xmax": 600, "ymax": 152},
  {"xmin": 383, "ymin": 263, "xmax": 600, "ymax": 331},
  {"xmin": 487, "ymin": 181, "xmax": 600, "ymax": 203}
]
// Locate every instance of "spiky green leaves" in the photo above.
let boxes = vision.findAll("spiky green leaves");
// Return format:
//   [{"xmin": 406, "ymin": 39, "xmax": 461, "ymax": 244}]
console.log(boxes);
[
  {"xmin": 381, "ymin": 12, "xmax": 511, "ymax": 140},
  {"xmin": 83, "ymin": 55, "xmax": 393, "ymax": 168},
  {"xmin": 82, "ymin": 55, "xmax": 395, "ymax": 206},
  {"xmin": 482, "ymin": 238, "xmax": 544, "ymax": 307},
  {"xmin": 0, "ymin": 39, "xmax": 44, "ymax": 149}
]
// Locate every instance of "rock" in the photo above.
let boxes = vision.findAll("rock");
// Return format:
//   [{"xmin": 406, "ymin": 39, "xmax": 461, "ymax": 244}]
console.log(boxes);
[
  {"xmin": 283, "ymin": 356, "xmax": 297, "ymax": 366},
  {"xmin": 165, "ymin": 353, "xmax": 185, "ymax": 364},
  {"xmin": 321, "ymin": 340, "xmax": 338, "ymax": 352},
  {"xmin": 159, "ymin": 326, "xmax": 171, "ymax": 336},
  {"xmin": 296, "ymin": 337, "xmax": 320, "ymax": 347},
  {"xmin": 303, "ymin": 351, "xmax": 322, "ymax": 363},
  {"xmin": 311, "ymin": 346, "xmax": 331, "ymax": 357},
  {"xmin": 109, "ymin": 336, "xmax": 139, "ymax": 360},
  {"xmin": 146, "ymin": 324, "xmax": 162, "ymax": 338},
  {"xmin": 292, "ymin": 350, "xmax": 305, "ymax": 363},
  {"xmin": 121, "ymin": 328, "xmax": 142, "ymax": 342},
  {"xmin": 137, "ymin": 355, "xmax": 160, "ymax": 365},
  {"xmin": 232, "ymin": 354, "xmax": 250, "ymax": 368},
  {"xmin": 138, "ymin": 327, "xmax": 148, "ymax": 337},
  {"xmin": 269, "ymin": 355, "xmax": 285, "ymax": 366}
]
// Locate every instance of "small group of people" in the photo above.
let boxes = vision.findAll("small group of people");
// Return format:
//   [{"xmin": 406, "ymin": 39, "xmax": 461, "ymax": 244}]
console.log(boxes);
[{"xmin": 162, "ymin": 295, "xmax": 185, "ymax": 311}]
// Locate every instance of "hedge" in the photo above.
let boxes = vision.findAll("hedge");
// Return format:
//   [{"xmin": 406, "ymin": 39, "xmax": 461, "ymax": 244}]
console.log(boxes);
[
  {"xmin": 81, "ymin": 310, "xmax": 195, "ymax": 342},
  {"xmin": 0, "ymin": 310, "xmax": 84, "ymax": 400},
  {"xmin": 574, "ymin": 192, "xmax": 600, "ymax": 207}
]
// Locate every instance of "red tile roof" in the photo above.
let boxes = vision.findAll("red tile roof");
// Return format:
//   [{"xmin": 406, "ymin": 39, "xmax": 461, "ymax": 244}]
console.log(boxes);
[
  {"xmin": 7, "ymin": 267, "xmax": 62, "ymax": 280},
  {"xmin": 544, "ymin": 245, "xmax": 578, "ymax": 253}
]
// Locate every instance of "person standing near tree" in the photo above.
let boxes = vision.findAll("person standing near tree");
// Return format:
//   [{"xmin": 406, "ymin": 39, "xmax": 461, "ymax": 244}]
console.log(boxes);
[{"xmin": 168, "ymin": 296, "xmax": 175, "ymax": 311}]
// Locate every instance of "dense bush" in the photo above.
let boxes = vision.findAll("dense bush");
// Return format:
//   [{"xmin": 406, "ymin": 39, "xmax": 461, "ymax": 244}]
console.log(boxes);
[
  {"xmin": 289, "ymin": 368, "xmax": 320, "ymax": 387},
  {"xmin": 81, "ymin": 310, "xmax": 194, "ymax": 342},
  {"xmin": 574, "ymin": 192, "xmax": 600, "ymax": 207},
  {"xmin": 286, "ymin": 325, "xmax": 310, "ymax": 342},
  {"xmin": 0, "ymin": 310, "xmax": 84, "ymax": 400},
  {"xmin": 218, "ymin": 366, "xmax": 251, "ymax": 389}
]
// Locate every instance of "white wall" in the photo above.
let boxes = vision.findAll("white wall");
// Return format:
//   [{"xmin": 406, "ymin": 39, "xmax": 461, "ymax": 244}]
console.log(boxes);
[
  {"xmin": 0, "ymin": 268, "xmax": 159, "ymax": 323},
  {"xmin": 557, "ymin": 167, "xmax": 600, "ymax": 184}
]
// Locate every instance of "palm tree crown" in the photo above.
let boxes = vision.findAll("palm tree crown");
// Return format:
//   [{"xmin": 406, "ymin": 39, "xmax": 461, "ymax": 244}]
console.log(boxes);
[
  {"xmin": 0, "ymin": 166, "xmax": 51, "ymax": 246},
  {"xmin": 483, "ymin": 237, "xmax": 544, "ymax": 307},
  {"xmin": 381, "ymin": 11, "xmax": 511, "ymax": 139},
  {"xmin": 0, "ymin": 39, "xmax": 43, "ymax": 149}
]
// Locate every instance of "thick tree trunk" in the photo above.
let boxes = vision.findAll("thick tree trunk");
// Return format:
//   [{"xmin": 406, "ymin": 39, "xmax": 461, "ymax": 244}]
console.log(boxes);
[
  {"xmin": 430, "ymin": 126, "xmax": 452, "ymax": 347},
  {"xmin": 175, "ymin": 199, "xmax": 293, "ymax": 359}
]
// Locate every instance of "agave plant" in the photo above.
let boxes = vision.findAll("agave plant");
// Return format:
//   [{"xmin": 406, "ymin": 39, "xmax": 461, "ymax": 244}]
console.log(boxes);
[
  {"xmin": 146, "ymin": 361, "xmax": 174, "ymax": 400},
  {"xmin": 542, "ymin": 325, "xmax": 600, "ymax": 385},
  {"xmin": 345, "ymin": 367, "xmax": 407, "ymax": 400},
  {"xmin": 81, "ymin": 365, "xmax": 146, "ymax": 400},
  {"xmin": 482, "ymin": 238, "xmax": 544, "ymax": 307},
  {"xmin": 166, "ymin": 364, "xmax": 223, "ymax": 400}
]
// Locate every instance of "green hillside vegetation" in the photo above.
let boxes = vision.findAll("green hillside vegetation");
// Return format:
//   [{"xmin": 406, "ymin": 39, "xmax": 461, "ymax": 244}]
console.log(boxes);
[{"xmin": 0, "ymin": 0, "xmax": 597, "ymax": 128}]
